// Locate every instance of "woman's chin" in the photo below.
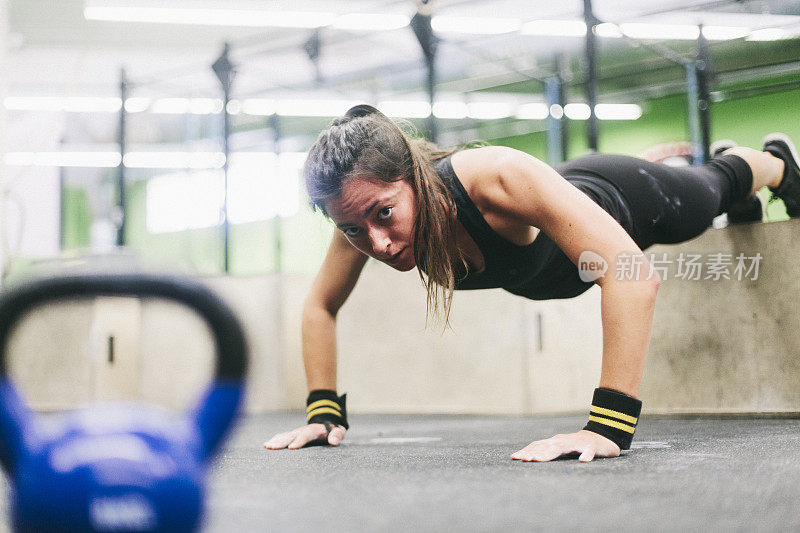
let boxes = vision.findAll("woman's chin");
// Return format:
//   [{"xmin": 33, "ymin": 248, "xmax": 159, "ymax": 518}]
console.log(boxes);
[
  {"xmin": 393, "ymin": 261, "xmax": 416, "ymax": 272},
  {"xmin": 387, "ymin": 256, "xmax": 416, "ymax": 271}
]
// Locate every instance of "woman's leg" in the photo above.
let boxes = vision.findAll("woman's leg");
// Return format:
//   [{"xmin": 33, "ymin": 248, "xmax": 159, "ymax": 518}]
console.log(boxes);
[
  {"xmin": 556, "ymin": 153, "xmax": 765, "ymax": 249},
  {"xmin": 720, "ymin": 147, "xmax": 783, "ymax": 195}
]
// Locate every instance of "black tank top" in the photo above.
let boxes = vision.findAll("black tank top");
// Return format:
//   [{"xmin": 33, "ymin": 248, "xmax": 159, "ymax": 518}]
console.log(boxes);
[{"xmin": 435, "ymin": 156, "xmax": 633, "ymax": 300}]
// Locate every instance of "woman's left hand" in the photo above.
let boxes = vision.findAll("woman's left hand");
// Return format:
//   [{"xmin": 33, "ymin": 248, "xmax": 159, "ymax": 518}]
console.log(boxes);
[{"xmin": 511, "ymin": 430, "xmax": 621, "ymax": 462}]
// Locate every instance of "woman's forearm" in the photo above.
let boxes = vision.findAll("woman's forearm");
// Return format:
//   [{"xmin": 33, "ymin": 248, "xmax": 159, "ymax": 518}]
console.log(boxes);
[
  {"xmin": 301, "ymin": 304, "xmax": 340, "ymax": 392},
  {"xmin": 597, "ymin": 277, "xmax": 660, "ymax": 398}
]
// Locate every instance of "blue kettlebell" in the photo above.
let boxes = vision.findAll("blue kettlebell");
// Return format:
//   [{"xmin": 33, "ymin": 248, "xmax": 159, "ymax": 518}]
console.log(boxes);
[{"xmin": 0, "ymin": 273, "xmax": 248, "ymax": 532}]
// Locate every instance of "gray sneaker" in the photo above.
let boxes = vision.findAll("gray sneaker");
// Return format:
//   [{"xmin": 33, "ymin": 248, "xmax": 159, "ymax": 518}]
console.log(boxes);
[
  {"xmin": 709, "ymin": 139, "xmax": 737, "ymax": 158},
  {"xmin": 763, "ymin": 133, "xmax": 800, "ymax": 218}
]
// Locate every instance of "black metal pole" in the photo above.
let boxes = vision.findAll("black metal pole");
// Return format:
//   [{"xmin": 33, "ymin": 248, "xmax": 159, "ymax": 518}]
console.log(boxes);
[
  {"xmin": 212, "ymin": 43, "xmax": 236, "ymax": 273},
  {"xmin": 685, "ymin": 63, "xmax": 704, "ymax": 165},
  {"xmin": 545, "ymin": 55, "xmax": 570, "ymax": 165},
  {"xmin": 583, "ymin": 0, "xmax": 599, "ymax": 152},
  {"xmin": 545, "ymin": 76, "xmax": 564, "ymax": 166},
  {"xmin": 425, "ymin": 57, "xmax": 437, "ymax": 143},
  {"xmin": 557, "ymin": 55, "xmax": 569, "ymax": 161},
  {"xmin": 696, "ymin": 25, "xmax": 713, "ymax": 164},
  {"xmin": 222, "ymin": 80, "xmax": 230, "ymax": 273},
  {"xmin": 411, "ymin": 9, "xmax": 439, "ymax": 143},
  {"xmin": 58, "ymin": 136, "xmax": 66, "ymax": 251},
  {"xmin": 269, "ymin": 113, "xmax": 282, "ymax": 274},
  {"xmin": 116, "ymin": 68, "xmax": 127, "ymax": 247}
]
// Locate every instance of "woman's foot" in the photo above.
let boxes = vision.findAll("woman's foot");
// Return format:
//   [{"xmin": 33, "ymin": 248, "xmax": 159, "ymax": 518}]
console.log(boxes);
[
  {"xmin": 711, "ymin": 140, "xmax": 765, "ymax": 223},
  {"xmin": 726, "ymin": 192, "xmax": 765, "ymax": 223},
  {"xmin": 763, "ymin": 133, "xmax": 800, "ymax": 217}
]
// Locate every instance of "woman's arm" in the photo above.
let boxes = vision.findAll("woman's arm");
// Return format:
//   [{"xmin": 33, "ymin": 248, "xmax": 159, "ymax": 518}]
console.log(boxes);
[
  {"xmin": 453, "ymin": 146, "xmax": 660, "ymax": 461},
  {"xmin": 264, "ymin": 229, "xmax": 368, "ymax": 450},
  {"xmin": 302, "ymin": 229, "xmax": 369, "ymax": 391}
]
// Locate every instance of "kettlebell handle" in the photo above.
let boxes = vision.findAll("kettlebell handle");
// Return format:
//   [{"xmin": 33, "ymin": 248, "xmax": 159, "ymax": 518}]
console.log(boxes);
[{"xmin": 0, "ymin": 273, "xmax": 248, "ymax": 470}]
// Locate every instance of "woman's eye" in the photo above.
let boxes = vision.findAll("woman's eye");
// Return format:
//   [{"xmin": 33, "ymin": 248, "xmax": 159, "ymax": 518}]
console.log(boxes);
[
  {"xmin": 377, "ymin": 207, "xmax": 393, "ymax": 220},
  {"xmin": 344, "ymin": 227, "xmax": 361, "ymax": 238}
]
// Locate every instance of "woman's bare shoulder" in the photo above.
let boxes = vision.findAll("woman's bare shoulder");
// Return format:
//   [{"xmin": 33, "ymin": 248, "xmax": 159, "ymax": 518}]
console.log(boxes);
[{"xmin": 449, "ymin": 146, "xmax": 527, "ymax": 205}]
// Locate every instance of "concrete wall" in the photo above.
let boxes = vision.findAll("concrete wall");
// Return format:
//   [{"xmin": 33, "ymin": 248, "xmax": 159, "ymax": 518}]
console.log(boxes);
[
  {"xmin": 299, "ymin": 260, "xmax": 603, "ymax": 415},
  {"xmin": 7, "ymin": 276, "xmax": 283, "ymax": 415},
  {"xmin": 0, "ymin": 0, "xmax": 7, "ymax": 286},
  {"xmin": 641, "ymin": 218, "xmax": 800, "ymax": 413}
]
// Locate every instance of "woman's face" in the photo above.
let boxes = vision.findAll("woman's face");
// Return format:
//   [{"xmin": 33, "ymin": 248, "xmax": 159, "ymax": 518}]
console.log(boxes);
[{"xmin": 325, "ymin": 175, "xmax": 417, "ymax": 271}]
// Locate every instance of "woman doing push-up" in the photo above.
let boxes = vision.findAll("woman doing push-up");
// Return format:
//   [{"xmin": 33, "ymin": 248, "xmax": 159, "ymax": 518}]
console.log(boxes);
[{"xmin": 264, "ymin": 104, "xmax": 799, "ymax": 462}]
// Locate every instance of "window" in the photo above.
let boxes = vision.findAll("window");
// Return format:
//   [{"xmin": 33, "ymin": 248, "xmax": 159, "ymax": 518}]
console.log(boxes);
[{"xmin": 146, "ymin": 152, "xmax": 306, "ymax": 234}]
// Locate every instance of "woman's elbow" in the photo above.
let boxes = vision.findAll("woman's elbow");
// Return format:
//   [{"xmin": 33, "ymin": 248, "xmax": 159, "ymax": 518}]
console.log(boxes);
[
  {"xmin": 600, "ymin": 271, "xmax": 661, "ymax": 299},
  {"xmin": 646, "ymin": 273, "xmax": 661, "ymax": 301},
  {"xmin": 302, "ymin": 295, "xmax": 339, "ymax": 325}
]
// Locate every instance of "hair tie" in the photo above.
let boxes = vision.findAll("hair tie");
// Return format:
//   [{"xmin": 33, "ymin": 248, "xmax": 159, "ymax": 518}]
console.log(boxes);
[{"xmin": 344, "ymin": 104, "xmax": 381, "ymax": 119}]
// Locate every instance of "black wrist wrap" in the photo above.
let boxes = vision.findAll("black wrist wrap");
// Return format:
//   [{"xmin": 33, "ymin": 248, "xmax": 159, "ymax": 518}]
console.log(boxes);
[
  {"xmin": 306, "ymin": 389, "xmax": 349, "ymax": 430},
  {"xmin": 582, "ymin": 387, "xmax": 642, "ymax": 450}
]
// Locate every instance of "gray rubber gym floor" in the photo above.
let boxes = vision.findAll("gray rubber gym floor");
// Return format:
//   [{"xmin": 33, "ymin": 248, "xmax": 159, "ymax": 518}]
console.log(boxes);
[
  {"xmin": 202, "ymin": 413, "xmax": 799, "ymax": 532},
  {"xmin": 0, "ymin": 413, "xmax": 797, "ymax": 532}
]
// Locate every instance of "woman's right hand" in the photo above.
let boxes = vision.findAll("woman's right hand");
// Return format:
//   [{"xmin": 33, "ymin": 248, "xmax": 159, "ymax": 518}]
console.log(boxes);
[{"xmin": 263, "ymin": 423, "xmax": 347, "ymax": 450}]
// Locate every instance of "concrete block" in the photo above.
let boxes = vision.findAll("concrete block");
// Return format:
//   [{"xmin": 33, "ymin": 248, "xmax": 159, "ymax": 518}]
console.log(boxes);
[
  {"xmin": 8, "ymin": 301, "xmax": 94, "ymax": 410},
  {"xmin": 138, "ymin": 298, "xmax": 214, "ymax": 411},
  {"xmin": 92, "ymin": 297, "xmax": 141, "ymax": 402},
  {"xmin": 204, "ymin": 276, "xmax": 285, "ymax": 414},
  {"xmin": 642, "ymin": 218, "xmax": 800, "ymax": 413}
]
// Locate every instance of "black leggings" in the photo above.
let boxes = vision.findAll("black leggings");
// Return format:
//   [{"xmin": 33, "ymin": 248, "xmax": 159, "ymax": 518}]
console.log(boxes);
[{"xmin": 556, "ymin": 154, "xmax": 754, "ymax": 250}]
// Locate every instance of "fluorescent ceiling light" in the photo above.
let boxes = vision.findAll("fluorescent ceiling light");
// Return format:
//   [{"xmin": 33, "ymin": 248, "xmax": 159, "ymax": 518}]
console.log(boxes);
[
  {"xmin": 467, "ymin": 102, "xmax": 514, "ymax": 120},
  {"xmin": 62, "ymin": 97, "xmax": 122, "ymax": 113},
  {"xmin": 84, "ymin": 6, "xmax": 334, "ymax": 28},
  {"xmin": 746, "ymin": 27, "xmax": 800, "ymax": 41},
  {"xmin": 124, "ymin": 97, "xmax": 151, "ymax": 113},
  {"xmin": 432, "ymin": 16, "xmax": 521, "ymax": 35},
  {"xmin": 595, "ymin": 104, "xmax": 642, "ymax": 120},
  {"xmin": 4, "ymin": 96, "xmax": 121, "ymax": 113},
  {"xmin": 377, "ymin": 100, "xmax": 431, "ymax": 118},
  {"xmin": 332, "ymin": 14, "xmax": 409, "ymax": 31},
  {"xmin": 3, "ymin": 152, "xmax": 35, "ymax": 166},
  {"xmin": 3, "ymin": 95, "xmax": 640, "ymax": 123},
  {"xmin": 228, "ymin": 152, "xmax": 277, "ymax": 166},
  {"xmin": 595, "ymin": 23, "xmax": 623, "ymax": 38},
  {"xmin": 520, "ymin": 20, "xmax": 586, "ymax": 36},
  {"xmin": 559, "ymin": 103, "xmax": 642, "ymax": 120},
  {"xmin": 149, "ymin": 98, "xmax": 222, "ymax": 115},
  {"xmin": 123, "ymin": 152, "xmax": 226, "ymax": 169},
  {"xmin": 702, "ymin": 26, "xmax": 750, "ymax": 40},
  {"xmin": 149, "ymin": 98, "xmax": 189, "ymax": 114},
  {"xmin": 4, "ymin": 97, "xmax": 65, "ymax": 111},
  {"xmin": 619, "ymin": 23, "xmax": 700, "ymax": 40},
  {"xmin": 515, "ymin": 103, "xmax": 549, "ymax": 120},
  {"xmin": 189, "ymin": 98, "xmax": 223, "ymax": 114},
  {"xmin": 4, "ymin": 151, "xmax": 121, "ymax": 167},
  {"xmin": 276, "ymin": 99, "xmax": 356, "ymax": 117},
  {"xmin": 549, "ymin": 104, "xmax": 564, "ymax": 120},
  {"xmin": 5, "ymin": 151, "xmax": 309, "ymax": 169},
  {"xmin": 226, "ymin": 100, "xmax": 242, "ymax": 115},
  {"xmin": 432, "ymin": 101, "xmax": 468, "ymax": 119},
  {"xmin": 241, "ymin": 99, "xmax": 276, "ymax": 116},
  {"xmin": 34, "ymin": 151, "xmax": 121, "ymax": 167},
  {"xmin": 519, "ymin": 19, "xmax": 750, "ymax": 41},
  {"xmin": 564, "ymin": 103, "xmax": 591, "ymax": 120},
  {"xmin": 746, "ymin": 28, "xmax": 790, "ymax": 41}
]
